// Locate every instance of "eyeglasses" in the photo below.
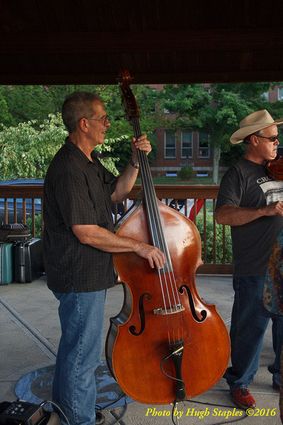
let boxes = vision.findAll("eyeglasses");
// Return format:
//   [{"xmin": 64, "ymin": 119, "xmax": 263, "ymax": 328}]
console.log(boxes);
[
  {"xmin": 256, "ymin": 134, "xmax": 279, "ymax": 142},
  {"xmin": 86, "ymin": 114, "xmax": 109, "ymax": 125}
]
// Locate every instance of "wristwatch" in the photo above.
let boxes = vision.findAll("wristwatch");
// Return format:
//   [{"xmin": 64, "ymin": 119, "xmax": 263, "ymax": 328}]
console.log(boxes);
[{"xmin": 130, "ymin": 158, "xmax": 140, "ymax": 169}]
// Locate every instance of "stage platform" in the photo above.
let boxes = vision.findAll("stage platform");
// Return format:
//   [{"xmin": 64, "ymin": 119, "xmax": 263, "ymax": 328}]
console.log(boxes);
[{"xmin": 0, "ymin": 275, "xmax": 281, "ymax": 424}]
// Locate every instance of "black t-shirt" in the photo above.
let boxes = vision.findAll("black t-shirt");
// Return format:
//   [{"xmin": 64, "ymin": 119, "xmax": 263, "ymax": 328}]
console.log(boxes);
[
  {"xmin": 43, "ymin": 139, "xmax": 118, "ymax": 292},
  {"xmin": 216, "ymin": 158, "xmax": 283, "ymax": 276}
]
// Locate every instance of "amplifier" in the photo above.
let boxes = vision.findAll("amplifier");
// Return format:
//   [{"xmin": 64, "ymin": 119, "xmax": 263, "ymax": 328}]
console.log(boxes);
[{"xmin": 0, "ymin": 401, "xmax": 51, "ymax": 425}]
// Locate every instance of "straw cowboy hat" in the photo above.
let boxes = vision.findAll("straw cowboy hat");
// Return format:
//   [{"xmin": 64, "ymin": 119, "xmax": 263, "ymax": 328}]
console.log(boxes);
[{"xmin": 230, "ymin": 109, "xmax": 283, "ymax": 144}]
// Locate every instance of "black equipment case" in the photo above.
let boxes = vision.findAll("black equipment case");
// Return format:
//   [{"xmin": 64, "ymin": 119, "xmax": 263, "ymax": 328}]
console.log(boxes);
[
  {"xmin": 14, "ymin": 238, "xmax": 44, "ymax": 283},
  {"xmin": 0, "ymin": 223, "xmax": 31, "ymax": 242}
]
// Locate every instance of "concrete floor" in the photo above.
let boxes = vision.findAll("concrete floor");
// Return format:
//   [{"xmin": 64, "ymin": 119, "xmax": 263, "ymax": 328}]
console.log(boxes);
[{"xmin": 0, "ymin": 275, "xmax": 281, "ymax": 424}]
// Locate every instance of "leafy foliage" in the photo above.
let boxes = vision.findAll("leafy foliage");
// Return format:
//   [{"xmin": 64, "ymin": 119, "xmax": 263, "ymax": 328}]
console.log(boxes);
[
  {"xmin": 0, "ymin": 113, "xmax": 125, "ymax": 179},
  {"xmin": 1, "ymin": 83, "xmax": 283, "ymax": 182},
  {"xmin": 177, "ymin": 166, "xmax": 193, "ymax": 180},
  {"xmin": 159, "ymin": 83, "xmax": 276, "ymax": 153},
  {"xmin": 0, "ymin": 86, "xmax": 56, "ymax": 125},
  {"xmin": 0, "ymin": 114, "xmax": 65, "ymax": 178},
  {"xmin": 0, "ymin": 92, "xmax": 13, "ymax": 126},
  {"xmin": 26, "ymin": 214, "xmax": 43, "ymax": 238},
  {"xmin": 0, "ymin": 84, "xmax": 161, "ymax": 177},
  {"xmin": 159, "ymin": 82, "xmax": 283, "ymax": 182},
  {"xmin": 196, "ymin": 213, "xmax": 232, "ymax": 264}
]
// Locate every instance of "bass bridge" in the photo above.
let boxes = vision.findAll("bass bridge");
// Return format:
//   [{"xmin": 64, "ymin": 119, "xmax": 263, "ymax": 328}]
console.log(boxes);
[{"xmin": 153, "ymin": 304, "xmax": 184, "ymax": 315}]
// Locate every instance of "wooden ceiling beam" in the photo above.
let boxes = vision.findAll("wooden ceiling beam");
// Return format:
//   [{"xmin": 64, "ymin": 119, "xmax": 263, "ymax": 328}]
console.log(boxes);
[
  {"xmin": 0, "ymin": 69, "xmax": 282, "ymax": 85},
  {"xmin": 1, "ymin": 29, "xmax": 283, "ymax": 54}
]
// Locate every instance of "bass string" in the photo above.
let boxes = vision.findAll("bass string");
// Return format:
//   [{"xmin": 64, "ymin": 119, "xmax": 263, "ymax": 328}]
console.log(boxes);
[
  {"xmin": 140, "ymin": 152, "xmax": 185, "ymax": 344},
  {"xmin": 138, "ymin": 149, "xmax": 180, "ymax": 303},
  {"xmin": 132, "ymin": 118, "xmax": 185, "ymax": 344}
]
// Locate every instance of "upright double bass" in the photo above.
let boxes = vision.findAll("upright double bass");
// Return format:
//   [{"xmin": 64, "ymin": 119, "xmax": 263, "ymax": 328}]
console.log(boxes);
[
  {"xmin": 106, "ymin": 71, "xmax": 230, "ymax": 404},
  {"xmin": 266, "ymin": 155, "xmax": 283, "ymax": 180}
]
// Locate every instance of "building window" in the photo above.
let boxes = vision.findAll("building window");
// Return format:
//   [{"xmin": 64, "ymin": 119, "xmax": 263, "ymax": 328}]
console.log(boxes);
[
  {"xmin": 198, "ymin": 132, "xmax": 210, "ymax": 158},
  {"xmin": 261, "ymin": 91, "xmax": 269, "ymax": 101},
  {"xmin": 164, "ymin": 130, "xmax": 176, "ymax": 158},
  {"xmin": 278, "ymin": 87, "xmax": 283, "ymax": 101},
  {"xmin": 181, "ymin": 131, "xmax": 193, "ymax": 158}
]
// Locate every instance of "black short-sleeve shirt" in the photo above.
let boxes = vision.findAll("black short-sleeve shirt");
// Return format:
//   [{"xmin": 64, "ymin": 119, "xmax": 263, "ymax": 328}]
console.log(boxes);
[
  {"xmin": 43, "ymin": 139, "xmax": 118, "ymax": 292},
  {"xmin": 216, "ymin": 158, "xmax": 283, "ymax": 276}
]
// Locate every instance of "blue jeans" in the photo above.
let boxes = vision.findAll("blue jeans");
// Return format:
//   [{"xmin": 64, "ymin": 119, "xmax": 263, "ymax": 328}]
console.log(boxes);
[
  {"xmin": 52, "ymin": 290, "xmax": 106, "ymax": 425},
  {"xmin": 225, "ymin": 276, "xmax": 283, "ymax": 389}
]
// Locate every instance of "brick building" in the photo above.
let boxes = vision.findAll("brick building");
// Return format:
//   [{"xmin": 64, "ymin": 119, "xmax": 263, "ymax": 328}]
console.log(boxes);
[
  {"xmin": 152, "ymin": 128, "xmax": 211, "ymax": 177},
  {"xmin": 149, "ymin": 84, "xmax": 283, "ymax": 177}
]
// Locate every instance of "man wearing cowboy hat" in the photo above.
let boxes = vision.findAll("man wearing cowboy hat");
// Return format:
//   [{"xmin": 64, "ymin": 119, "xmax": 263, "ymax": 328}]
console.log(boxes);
[{"xmin": 216, "ymin": 109, "xmax": 283, "ymax": 409}]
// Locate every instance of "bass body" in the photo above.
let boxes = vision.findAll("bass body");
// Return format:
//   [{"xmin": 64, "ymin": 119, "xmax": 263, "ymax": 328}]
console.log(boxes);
[{"xmin": 106, "ymin": 200, "xmax": 230, "ymax": 404}]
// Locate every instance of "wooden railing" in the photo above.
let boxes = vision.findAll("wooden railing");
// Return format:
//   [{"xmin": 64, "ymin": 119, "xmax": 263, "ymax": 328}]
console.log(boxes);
[
  {"xmin": 0, "ymin": 185, "xmax": 43, "ymax": 237},
  {"xmin": 0, "ymin": 184, "xmax": 233, "ymax": 274}
]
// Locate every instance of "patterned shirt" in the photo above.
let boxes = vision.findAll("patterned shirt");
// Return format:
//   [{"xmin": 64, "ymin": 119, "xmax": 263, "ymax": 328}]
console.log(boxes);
[
  {"xmin": 264, "ymin": 229, "xmax": 283, "ymax": 315},
  {"xmin": 43, "ymin": 138, "xmax": 117, "ymax": 292}
]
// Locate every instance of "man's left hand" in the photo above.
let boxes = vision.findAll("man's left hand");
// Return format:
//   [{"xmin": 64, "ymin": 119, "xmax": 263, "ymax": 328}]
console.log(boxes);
[{"xmin": 132, "ymin": 134, "xmax": 152, "ymax": 159}]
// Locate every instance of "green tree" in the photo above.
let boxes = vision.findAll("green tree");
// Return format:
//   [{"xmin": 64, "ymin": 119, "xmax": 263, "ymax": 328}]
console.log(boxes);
[
  {"xmin": 196, "ymin": 214, "xmax": 232, "ymax": 264},
  {"xmin": 0, "ymin": 86, "xmax": 56, "ymax": 125},
  {"xmin": 158, "ymin": 82, "xmax": 283, "ymax": 183},
  {"xmin": 0, "ymin": 92, "xmax": 13, "ymax": 126},
  {"xmin": 98, "ymin": 84, "xmax": 160, "ymax": 170},
  {"xmin": 0, "ymin": 114, "xmax": 122, "ymax": 179},
  {"xmin": 0, "ymin": 84, "xmax": 161, "ymax": 170}
]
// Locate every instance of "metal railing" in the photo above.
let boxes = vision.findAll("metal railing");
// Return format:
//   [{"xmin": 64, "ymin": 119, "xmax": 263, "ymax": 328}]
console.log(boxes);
[{"xmin": 0, "ymin": 184, "xmax": 233, "ymax": 274}]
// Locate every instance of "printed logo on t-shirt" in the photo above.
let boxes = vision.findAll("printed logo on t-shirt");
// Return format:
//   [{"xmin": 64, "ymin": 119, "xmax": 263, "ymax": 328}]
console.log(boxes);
[{"xmin": 259, "ymin": 179, "xmax": 283, "ymax": 205}]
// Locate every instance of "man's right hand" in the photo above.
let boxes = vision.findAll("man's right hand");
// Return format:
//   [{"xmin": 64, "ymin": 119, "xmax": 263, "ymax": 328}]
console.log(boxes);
[
  {"xmin": 72, "ymin": 224, "xmax": 166, "ymax": 269},
  {"xmin": 263, "ymin": 201, "xmax": 283, "ymax": 216},
  {"xmin": 134, "ymin": 242, "xmax": 166, "ymax": 270}
]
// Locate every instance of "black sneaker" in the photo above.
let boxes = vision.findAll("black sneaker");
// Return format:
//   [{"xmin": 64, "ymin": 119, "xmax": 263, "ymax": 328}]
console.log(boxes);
[
  {"xmin": 96, "ymin": 411, "xmax": 105, "ymax": 425},
  {"xmin": 273, "ymin": 372, "xmax": 281, "ymax": 391},
  {"xmin": 268, "ymin": 365, "xmax": 281, "ymax": 390},
  {"xmin": 268, "ymin": 364, "xmax": 275, "ymax": 374}
]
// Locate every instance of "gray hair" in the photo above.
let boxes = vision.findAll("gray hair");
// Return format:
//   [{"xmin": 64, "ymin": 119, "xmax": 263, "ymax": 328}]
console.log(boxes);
[
  {"xmin": 244, "ymin": 129, "xmax": 264, "ymax": 144},
  {"xmin": 62, "ymin": 91, "xmax": 103, "ymax": 133}
]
